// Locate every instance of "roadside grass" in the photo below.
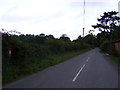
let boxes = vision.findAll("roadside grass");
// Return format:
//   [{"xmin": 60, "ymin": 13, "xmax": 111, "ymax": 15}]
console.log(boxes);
[
  {"xmin": 3, "ymin": 48, "xmax": 90, "ymax": 86},
  {"xmin": 99, "ymin": 49, "xmax": 120, "ymax": 66},
  {"xmin": 109, "ymin": 55, "xmax": 120, "ymax": 66}
]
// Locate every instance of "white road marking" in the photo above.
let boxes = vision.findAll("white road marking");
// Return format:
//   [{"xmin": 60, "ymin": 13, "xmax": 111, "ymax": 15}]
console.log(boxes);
[
  {"xmin": 86, "ymin": 57, "xmax": 90, "ymax": 62},
  {"xmin": 72, "ymin": 64, "xmax": 86, "ymax": 82}
]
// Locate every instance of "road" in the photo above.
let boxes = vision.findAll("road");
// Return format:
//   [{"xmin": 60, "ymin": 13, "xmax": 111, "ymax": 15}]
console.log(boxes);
[{"xmin": 3, "ymin": 48, "xmax": 118, "ymax": 88}]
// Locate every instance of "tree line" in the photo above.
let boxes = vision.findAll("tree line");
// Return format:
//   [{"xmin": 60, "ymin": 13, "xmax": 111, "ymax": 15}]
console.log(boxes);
[
  {"xmin": 2, "ymin": 31, "xmax": 97, "ymax": 67},
  {"xmin": 2, "ymin": 28, "xmax": 97, "ymax": 84}
]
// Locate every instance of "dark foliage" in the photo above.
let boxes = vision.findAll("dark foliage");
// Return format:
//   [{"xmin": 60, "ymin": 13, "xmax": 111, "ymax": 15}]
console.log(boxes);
[
  {"xmin": 2, "ymin": 28, "xmax": 97, "ymax": 84},
  {"xmin": 92, "ymin": 11, "xmax": 120, "ymax": 56}
]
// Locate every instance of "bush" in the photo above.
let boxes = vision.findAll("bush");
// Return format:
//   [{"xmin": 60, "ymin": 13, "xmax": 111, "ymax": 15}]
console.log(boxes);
[
  {"xmin": 108, "ymin": 43, "xmax": 118, "ymax": 56},
  {"xmin": 2, "ymin": 32, "xmax": 93, "ymax": 85},
  {"xmin": 100, "ymin": 40, "xmax": 118, "ymax": 56},
  {"xmin": 100, "ymin": 40, "xmax": 110, "ymax": 52}
]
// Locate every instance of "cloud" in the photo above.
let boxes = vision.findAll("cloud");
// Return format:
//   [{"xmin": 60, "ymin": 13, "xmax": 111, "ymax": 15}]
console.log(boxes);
[{"xmin": 0, "ymin": 0, "xmax": 120, "ymax": 40}]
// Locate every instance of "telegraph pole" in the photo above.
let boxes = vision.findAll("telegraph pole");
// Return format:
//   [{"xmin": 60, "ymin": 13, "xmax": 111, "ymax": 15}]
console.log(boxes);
[
  {"xmin": 83, "ymin": 0, "xmax": 85, "ymax": 37},
  {"xmin": 118, "ymin": 1, "xmax": 120, "ymax": 26},
  {"xmin": 83, "ymin": 27, "xmax": 85, "ymax": 37}
]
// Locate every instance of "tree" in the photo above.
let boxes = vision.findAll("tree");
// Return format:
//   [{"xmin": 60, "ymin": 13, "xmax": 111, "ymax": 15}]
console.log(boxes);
[
  {"xmin": 46, "ymin": 34, "xmax": 55, "ymax": 40},
  {"xmin": 39, "ymin": 33, "xmax": 45, "ymax": 37},
  {"xmin": 60, "ymin": 34, "xmax": 71, "ymax": 42},
  {"xmin": 112, "ymin": 26, "xmax": 120, "ymax": 40},
  {"xmin": 92, "ymin": 11, "xmax": 120, "ymax": 56},
  {"xmin": 89, "ymin": 30, "xmax": 94, "ymax": 35},
  {"xmin": 96, "ymin": 31, "xmax": 111, "ymax": 46},
  {"xmin": 92, "ymin": 11, "xmax": 120, "ymax": 32},
  {"xmin": 78, "ymin": 35, "xmax": 82, "ymax": 39},
  {"xmin": 83, "ymin": 34, "xmax": 97, "ymax": 47}
]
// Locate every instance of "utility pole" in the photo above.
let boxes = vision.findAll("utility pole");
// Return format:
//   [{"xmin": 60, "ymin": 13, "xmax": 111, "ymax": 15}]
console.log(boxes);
[
  {"xmin": 83, "ymin": 0, "xmax": 85, "ymax": 37},
  {"xmin": 118, "ymin": 1, "xmax": 120, "ymax": 17},
  {"xmin": 118, "ymin": 1, "xmax": 120, "ymax": 26},
  {"xmin": 83, "ymin": 27, "xmax": 85, "ymax": 37}
]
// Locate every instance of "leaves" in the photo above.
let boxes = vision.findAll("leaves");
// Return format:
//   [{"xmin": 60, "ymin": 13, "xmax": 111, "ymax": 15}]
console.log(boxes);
[{"xmin": 92, "ymin": 11, "xmax": 120, "ymax": 32}]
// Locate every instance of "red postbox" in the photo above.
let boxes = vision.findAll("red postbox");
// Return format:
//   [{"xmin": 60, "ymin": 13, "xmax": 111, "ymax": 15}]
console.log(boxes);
[{"xmin": 8, "ymin": 48, "xmax": 12, "ymax": 56}]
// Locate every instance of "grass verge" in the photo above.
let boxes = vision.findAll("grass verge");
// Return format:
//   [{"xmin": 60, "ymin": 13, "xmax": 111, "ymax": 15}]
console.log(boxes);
[
  {"xmin": 109, "ymin": 55, "xmax": 120, "ymax": 66},
  {"xmin": 3, "ymin": 48, "xmax": 90, "ymax": 86}
]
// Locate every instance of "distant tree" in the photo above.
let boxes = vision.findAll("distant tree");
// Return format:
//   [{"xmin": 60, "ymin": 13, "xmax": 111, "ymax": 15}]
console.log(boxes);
[
  {"xmin": 89, "ymin": 30, "xmax": 94, "ymax": 35},
  {"xmin": 78, "ymin": 35, "xmax": 82, "ymax": 39},
  {"xmin": 46, "ymin": 34, "xmax": 55, "ymax": 40},
  {"xmin": 39, "ymin": 33, "xmax": 45, "ymax": 37},
  {"xmin": 35, "ymin": 33, "xmax": 46, "ymax": 44},
  {"xmin": 72, "ymin": 35, "xmax": 83, "ymax": 42},
  {"xmin": 61, "ymin": 34, "xmax": 67, "ymax": 37},
  {"xmin": 0, "ymin": 28, "xmax": 21, "ymax": 35},
  {"xmin": 60, "ymin": 34, "xmax": 71, "ymax": 42}
]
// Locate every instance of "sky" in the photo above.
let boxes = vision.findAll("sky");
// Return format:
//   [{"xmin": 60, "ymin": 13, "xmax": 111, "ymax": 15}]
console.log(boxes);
[{"xmin": 0, "ymin": 0, "xmax": 120, "ymax": 40}]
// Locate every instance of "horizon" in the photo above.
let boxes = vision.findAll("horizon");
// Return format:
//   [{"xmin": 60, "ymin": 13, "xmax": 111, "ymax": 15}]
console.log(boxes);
[{"xmin": 0, "ymin": 0, "xmax": 120, "ymax": 40}]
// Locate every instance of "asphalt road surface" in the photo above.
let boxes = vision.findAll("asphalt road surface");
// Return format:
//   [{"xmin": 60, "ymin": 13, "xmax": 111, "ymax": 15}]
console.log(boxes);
[{"xmin": 3, "ymin": 48, "xmax": 118, "ymax": 88}]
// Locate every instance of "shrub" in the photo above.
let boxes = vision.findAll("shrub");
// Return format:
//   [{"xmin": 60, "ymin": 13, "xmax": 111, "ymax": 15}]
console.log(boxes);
[{"xmin": 100, "ymin": 40, "xmax": 110, "ymax": 52}]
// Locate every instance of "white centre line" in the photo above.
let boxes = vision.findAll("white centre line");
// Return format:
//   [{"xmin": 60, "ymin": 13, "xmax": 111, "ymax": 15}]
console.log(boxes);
[
  {"xmin": 86, "ymin": 57, "xmax": 90, "ymax": 62},
  {"xmin": 72, "ymin": 64, "xmax": 86, "ymax": 82}
]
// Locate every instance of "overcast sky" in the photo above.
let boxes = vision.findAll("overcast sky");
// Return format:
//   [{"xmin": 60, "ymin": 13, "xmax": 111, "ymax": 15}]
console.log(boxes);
[{"xmin": 0, "ymin": 0, "xmax": 120, "ymax": 40}]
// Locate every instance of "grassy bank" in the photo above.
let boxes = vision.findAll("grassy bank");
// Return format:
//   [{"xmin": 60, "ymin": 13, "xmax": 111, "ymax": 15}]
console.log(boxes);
[
  {"xmin": 109, "ymin": 56, "xmax": 120, "ymax": 66},
  {"xmin": 3, "ymin": 48, "xmax": 90, "ymax": 85}
]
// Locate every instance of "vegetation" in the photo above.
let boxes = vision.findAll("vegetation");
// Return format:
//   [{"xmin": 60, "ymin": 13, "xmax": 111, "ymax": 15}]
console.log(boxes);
[
  {"xmin": 92, "ymin": 11, "xmax": 120, "ymax": 65},
  {"xmin": 2, "ymin": 10, "xmax": 120, "ymax": 85},
  {"xmin": 2, "ymin": 29, "xmax": 96, "ymax": 85},
  {"xmin": 110, "ymin": 56, "xmax": 120, "ymax": 66}
]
